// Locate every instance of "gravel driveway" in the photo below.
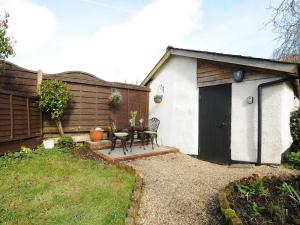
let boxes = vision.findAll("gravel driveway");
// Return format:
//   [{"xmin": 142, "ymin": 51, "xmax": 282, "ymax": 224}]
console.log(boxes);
[{"xmin": 125, "ymin": 152, "xmax": 295, "ymax": 225}]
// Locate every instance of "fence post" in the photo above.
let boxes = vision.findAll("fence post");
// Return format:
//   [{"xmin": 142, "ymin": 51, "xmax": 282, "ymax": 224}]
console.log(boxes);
[
  {"xmin": 27, "ymin": 97, "xmax": 30, "ymax": 136},
  {"xmin": 37, "ymin": 70, "xmax": 43, "ymax": 137},
  {"xmin": 36, "ymin": 70, "xmax": 43, "ymax": 93},
  {"xmin": 10, "ymin": 94, "xmax": 13, "ymax": 139}
]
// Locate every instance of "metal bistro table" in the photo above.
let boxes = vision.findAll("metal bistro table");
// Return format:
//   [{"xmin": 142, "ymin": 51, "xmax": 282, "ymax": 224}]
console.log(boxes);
[
  {"xmin": 108, "ymin": 132, "xmax": 129, "ymax": 155},
  {"xmin": 128, "ymin": 128, "xmax": 146, "ymax": 150},
  {"xmin": 108, "ymin": 128, "xmax": 147, "ymax": 155}
]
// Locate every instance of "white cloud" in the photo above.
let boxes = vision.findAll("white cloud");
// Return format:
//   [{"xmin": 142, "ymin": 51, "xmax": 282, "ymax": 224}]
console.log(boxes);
[
  {"xmin": 0, "ymin": 0, "xmax": 58, "ymax": 54},
  {"xmin": 52, "ymin": 0, "xmax": 201, "ymax": 83},
  {"xmin": 186, "ymin": 0, "xmax": 280, "ymax": 58}
]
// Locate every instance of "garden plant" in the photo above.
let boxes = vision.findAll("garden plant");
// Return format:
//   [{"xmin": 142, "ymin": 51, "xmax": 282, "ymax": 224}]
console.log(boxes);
[
  {"xmin": 37, "ymin": 80, "xmax": 72, "ymax": 136},
  {"xmin": 109, "ymin": 90, "xmax": 122, "ymax": 107},
  {"xmin": 226, "ymin": 174, "xmax": 300, "ymax": 225}
]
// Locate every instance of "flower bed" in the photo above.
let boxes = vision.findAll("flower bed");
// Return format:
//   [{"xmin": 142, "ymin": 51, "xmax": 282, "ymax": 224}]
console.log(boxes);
[{"xmin": 219, "ymin": 174, "xmax": 300, "ymax": 225}]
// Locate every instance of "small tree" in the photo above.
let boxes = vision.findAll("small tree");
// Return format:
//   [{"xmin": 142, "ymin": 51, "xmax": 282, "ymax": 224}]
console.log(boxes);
[
  {"xmin": 0, "ymin": 12, "xmax": 15, "ymax": 60},
  {"xmin": 37, "ymin": 80, "xmax": 72, "ymax": 136}
]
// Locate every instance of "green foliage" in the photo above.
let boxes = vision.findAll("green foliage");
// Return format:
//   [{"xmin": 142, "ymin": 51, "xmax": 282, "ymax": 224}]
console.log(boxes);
[
  {"xmin": 154, "ymin": 94, "xmax": 162, "ymax": 100},
  {"xmin": 109, "ymin": 90, "xmax": 122, "ymax": 106},
  {"xmin": 37, "ymin": 80, "xmax": 72, "ymax": 119},
  {"xmin": 0, "ymin": 146, "xmax": 34, "ymax": 168},
  {"xmin": 247, "ymin": 202, "xmax": 265, "ymax": 216},
  {"xmin": 20, "ymin": 146, "xmax": 33, "ymax": 154},
  {"xmin": 0, "ymin": 12, "xmax": 15, "ymax": 60},
  {"xmin": 278, "ymin": 181, "xmax": 291, "ymax": 194},
  {"xmin": 286, "ymin": 151, "xmax": 300, "ymax": 169},
  {"xmin": 284, "ymin": 182, "xmax": 300, "ymax": 210},
  {"xmin": 290, "ymin": 108, "xmax": 300, "ymax": 150},
  {"xmin": 267, "ymin": 204, "xmax": 285, "ymax": 224},
  {"xmin": 0, "ymin": 148, "xmax": 135, "ymax": 225},
  {"xmin": 236, "ymin": 174, "xmax": 268, "ymax": 200},
  {"xmin": 56, "ymin": 136, "xmax": 76, "ymax": 151}
]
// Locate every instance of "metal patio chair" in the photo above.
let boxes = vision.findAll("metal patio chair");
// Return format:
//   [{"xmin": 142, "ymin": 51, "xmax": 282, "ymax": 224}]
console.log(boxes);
[{"xmin": 144, "ymin": 117, "xmax": 160, "ymax": 150}]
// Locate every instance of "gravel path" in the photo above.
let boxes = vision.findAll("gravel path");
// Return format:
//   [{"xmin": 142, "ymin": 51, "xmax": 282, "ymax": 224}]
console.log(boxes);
[{"xmin": 125, "ymin": 152, "xmax": 296, "ymax": 225}]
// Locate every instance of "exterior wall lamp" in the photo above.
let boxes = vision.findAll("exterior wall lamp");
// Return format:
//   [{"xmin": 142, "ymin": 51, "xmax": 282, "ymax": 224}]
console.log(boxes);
[{"xmin": 233, "ymin": 69, "xmax": 245, "ymax": 82}]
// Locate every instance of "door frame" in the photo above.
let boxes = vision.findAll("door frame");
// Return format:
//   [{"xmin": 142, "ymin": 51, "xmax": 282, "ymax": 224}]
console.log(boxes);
[{"xmin": 198, "ymin": 83, "xmax": 232, "ymax": 164}]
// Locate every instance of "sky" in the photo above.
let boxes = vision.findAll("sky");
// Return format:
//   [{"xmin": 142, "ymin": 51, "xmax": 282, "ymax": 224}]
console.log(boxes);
[{"xmin": 0, "ymin": 0, "xmax": 281, "ymax": 84}]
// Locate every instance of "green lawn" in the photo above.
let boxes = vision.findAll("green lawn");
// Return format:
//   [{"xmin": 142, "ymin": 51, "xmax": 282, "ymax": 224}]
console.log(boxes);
[{"xmin": 0, "ymin": 149, "xmax": 135, "ymax": 225}]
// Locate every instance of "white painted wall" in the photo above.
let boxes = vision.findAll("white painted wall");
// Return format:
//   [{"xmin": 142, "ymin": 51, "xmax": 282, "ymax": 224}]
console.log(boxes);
[
  {"xmin": 148, "ymin": 55, "xmax": 198, "ymax": 154},
  {"xmin": 148, "ymin": 55, "xmax": 296, "ymax": 163},
  {"xmin": 231, "ymin": 78, "xmax": 296, "ymax": 164}
]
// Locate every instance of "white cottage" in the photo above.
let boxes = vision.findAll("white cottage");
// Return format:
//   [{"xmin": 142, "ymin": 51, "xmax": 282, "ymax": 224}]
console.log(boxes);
[{"xmin": 141, "ymin": 46, "xmax": 300, "ymax": 164}]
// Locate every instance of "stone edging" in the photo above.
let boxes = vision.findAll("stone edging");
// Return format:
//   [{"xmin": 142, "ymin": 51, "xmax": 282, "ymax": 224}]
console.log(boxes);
[
  {"xmin": 114, "ymin": 162, "xmax": 144, "ymax": 225},
  {"xmin": 218, "ymin": 183, "xmax": 243, "ymax": 225}
]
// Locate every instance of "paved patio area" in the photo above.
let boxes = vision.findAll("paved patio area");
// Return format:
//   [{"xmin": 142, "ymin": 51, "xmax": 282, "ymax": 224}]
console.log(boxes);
[
  {"xmin": 94, "ymin": 145, "xmax": 179, "ymax": 162},
  {"xmin": 125, "ymin": 152, "xmax": 297, "ymax": 225}
]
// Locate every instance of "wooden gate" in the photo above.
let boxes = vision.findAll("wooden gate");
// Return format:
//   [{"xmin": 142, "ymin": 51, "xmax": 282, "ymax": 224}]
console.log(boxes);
[{"xmin": 198, "ymin": 84, "xmax": 231, "ymax": 164}]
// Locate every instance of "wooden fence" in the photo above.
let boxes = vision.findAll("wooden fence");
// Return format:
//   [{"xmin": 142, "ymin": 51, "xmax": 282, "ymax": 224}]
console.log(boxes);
[
  {"xmin": 0, "ymin": 61, "xmax": 149, "ymax": 153},
  {"xmin": 42, "ymin": 71, "xmax": 149, "ymax": 134},
  {"xmin": 0, "ymin": 90, "xmax": 42, "ymax": 142}
]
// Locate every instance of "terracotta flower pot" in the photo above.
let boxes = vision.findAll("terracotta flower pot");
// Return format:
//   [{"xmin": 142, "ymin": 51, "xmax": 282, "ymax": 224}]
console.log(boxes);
[{"xmin": 90, "ymin": 130, "xmax": 103, "ymax": 142}]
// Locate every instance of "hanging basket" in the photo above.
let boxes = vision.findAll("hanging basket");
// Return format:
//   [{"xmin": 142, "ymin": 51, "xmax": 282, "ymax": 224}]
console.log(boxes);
[
  {"xmin": 109, "ymin": 90, "xmax": 123, "ymax": 108},
  {"xmin": 154, "ymin": 95, "xmax": 163, "ymax": 104}
]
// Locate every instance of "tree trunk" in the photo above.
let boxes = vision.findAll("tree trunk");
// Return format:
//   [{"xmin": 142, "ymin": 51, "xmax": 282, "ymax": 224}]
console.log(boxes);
[{"xmin": 55, "ymin": 118, "xmax": 64, "ymax": 136}]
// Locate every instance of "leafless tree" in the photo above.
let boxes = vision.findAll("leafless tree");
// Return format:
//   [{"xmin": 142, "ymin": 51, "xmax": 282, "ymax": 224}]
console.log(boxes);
[{"xmin": 269, "ymin": 0, "xmax": 300, "ymax": 62}]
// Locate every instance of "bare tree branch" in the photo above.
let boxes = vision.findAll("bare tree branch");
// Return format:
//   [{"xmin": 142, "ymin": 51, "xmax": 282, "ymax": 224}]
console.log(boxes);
[{"xmin": 269, "ymin": 0, "xmax": 300, "ymax": 61}]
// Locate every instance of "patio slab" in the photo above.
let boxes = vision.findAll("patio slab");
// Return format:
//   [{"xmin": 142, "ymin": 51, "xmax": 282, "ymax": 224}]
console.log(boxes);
[{"xmin": 93, "ymin": 145, "xmax": 179, "ymax": 163}]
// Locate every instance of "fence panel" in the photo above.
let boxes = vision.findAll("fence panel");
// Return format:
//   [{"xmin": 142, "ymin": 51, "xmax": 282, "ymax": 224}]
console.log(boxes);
[
  {"xmin": 43, "ymin": 73, "xmax": 149, "ymax": 134},
  {"xmin": 0, "ymin": 61, "xmax": 149, "ymax": 138},
  {"xmin": 0, "ymin": 90, "xmax": 42, "ymax": 143}
]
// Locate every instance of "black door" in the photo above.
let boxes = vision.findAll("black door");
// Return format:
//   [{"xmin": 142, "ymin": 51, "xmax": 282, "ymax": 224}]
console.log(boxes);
[{"xmin": 198, "ymin": 84, "xmax": 231, "ymax": 164}]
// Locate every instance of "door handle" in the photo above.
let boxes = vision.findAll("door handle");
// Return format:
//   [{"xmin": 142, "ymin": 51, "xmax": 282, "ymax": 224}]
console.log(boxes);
[{"xmin": 220, "ymin": 122, "xmax": 227, "ymax": 127}]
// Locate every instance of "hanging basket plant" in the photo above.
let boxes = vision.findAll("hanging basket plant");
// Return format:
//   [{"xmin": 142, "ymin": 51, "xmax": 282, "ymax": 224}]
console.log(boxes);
[
  {"xmin": 109, "ymin": 90, "xmax": 123, "ymax": 107},
  {"xmin": 154, "ymin": 94, "xmax": 163, "ymax": 104}
]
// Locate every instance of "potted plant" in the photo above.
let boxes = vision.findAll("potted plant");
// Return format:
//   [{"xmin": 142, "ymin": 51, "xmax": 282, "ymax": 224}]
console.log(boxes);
[
  {"xmin": 102, "ymin": 131, "xmax": 108, "ymax": 140},
  {"xmin": 107, "ymin": 121, "xmax": 117, "ymax": 139},
  {"xmin": 90, "ymin": 127, "xmax": 104, "ymax": 142},
  {"xmin": 129, "ymin": 111, "xmax": 137, "ymax": 128},
  {"xmin": 154, "ymin": 94, "xmax": 163, "ymax": 103},
  {"xmin": 109, "ymin": 90, "xmax": 122, "ymax": 107}
]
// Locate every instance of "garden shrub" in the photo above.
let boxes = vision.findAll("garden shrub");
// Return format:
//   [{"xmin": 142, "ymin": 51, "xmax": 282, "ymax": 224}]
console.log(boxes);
[
  {"xmin": 290, "ymin": 108, "xmax": 300, "ymax": 150},
  {"xmin": 286, "ymin": 151, "xmax": 300, "ymax": 169},
  {"xmin": 37, "ymin": 80, "xmax": 72, "ymax": 136},
  {"xmin": 56, "ymin": 136, "xmax": 76, "ymax": 151}
]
